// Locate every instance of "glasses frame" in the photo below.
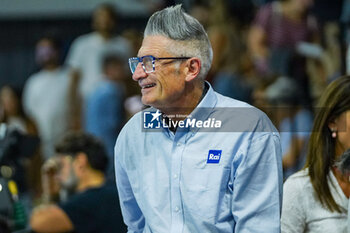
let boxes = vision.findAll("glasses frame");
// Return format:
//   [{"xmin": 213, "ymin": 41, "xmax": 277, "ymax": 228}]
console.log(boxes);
[{"xmin": 128, "ymin": 55, "xmax": 191, "ymax": 74}]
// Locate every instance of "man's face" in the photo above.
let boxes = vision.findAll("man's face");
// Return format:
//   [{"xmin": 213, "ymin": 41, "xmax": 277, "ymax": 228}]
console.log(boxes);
[
  {"xmin": 58, "ymin": 155, "xmax": 78, "ymax": 191},
  {"xmin": 132, "ymin": 35, "xmax": 187, "ymax": 109},
  {"xmin": 35, "ymin": 39, "xmax": 58, "ymax": 67},
  {"xmin": 93, "ymin": 8, "xmax": 115, "ymax": 34}
]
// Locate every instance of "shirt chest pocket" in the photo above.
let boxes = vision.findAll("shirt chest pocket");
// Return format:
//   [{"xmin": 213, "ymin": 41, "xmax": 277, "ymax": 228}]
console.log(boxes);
[{"xmin": 180, "ymin": 162, "xmax": 231, "ymax": 219}]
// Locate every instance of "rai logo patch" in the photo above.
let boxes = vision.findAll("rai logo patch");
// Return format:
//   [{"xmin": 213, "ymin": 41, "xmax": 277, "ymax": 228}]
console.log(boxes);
[{"xmin": 207, "ymin": 150, "xmax": 222, "ymax": 164}]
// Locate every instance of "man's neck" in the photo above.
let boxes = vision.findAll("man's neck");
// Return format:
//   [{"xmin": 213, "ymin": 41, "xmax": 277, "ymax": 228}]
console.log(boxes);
[
  {"xmin": 98, "ymin": 31, "xmax": 113, "ymax": 41},
  {"xmin": 162, "ymin": 82, "xmax": 208, "ymax": 132},
  {"xmin": 44, "ymin": 64, "xmax": 59, "ymax": 71},
  {"xmin": 76, "ymin": 170, "xmax": 105, "ymax": 192},
  {"xmin": 161, "ymin": 81, "xmax": 206, "ymax": 121}
]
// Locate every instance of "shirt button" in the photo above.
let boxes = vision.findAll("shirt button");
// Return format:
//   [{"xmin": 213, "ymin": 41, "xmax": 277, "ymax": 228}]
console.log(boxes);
[
  {"xmin": 174, "ymin": 206, "xmax": 179, "ymax": 212},
  {"xmin": 173, "ymin": 174, "xmax": 178, "ymax": 179}
]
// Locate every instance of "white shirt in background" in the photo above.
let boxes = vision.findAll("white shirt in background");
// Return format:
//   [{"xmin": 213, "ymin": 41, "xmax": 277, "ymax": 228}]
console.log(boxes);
[{"xmin": 23, "ymin": 67, "xmax": 70, "ymax": 159}]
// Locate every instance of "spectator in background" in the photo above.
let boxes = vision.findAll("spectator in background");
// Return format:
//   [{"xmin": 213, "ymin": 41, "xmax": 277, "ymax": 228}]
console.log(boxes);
[
  {"xmin": 85, "ymin": 54, "xmax": 127, "ymax": 180},
  {"xmin": 265, "ymin": 76, "xmax": 313, "ymax": 179},
  {"xmin": 0, "ymin": 85, "xmax": 36, "ymax": 135},
  {"xmin": 0, "ymin": 85, "xmax": 42, "ymax": 198},
  {"xmin": 248, "ymin": 0, "xmax": 317, "ymax": 105},
  {"xmin": 281, "ymin": 76, "xmax": 350, "ymax": 232},
  {"xmin": 30, "ymin": 132, "xmax": 126, "ymax": 233},
  {"xmin": 23, "ymin": 36, "xmax": 71, "ymax": 160},
  {"xmin": 306, "ymin": 22, "xmax": 341, "ymax": 101},
  {"xmin": 65, "ymin": 3, "xmax": 131, "ymax": 128},
  {"xmin": 341, "ymin": 0, "xmax": 350, "ymax": 75},
  {"xmin": 312, "ymin": 0, "xmax": 343, "ymax": 79}
]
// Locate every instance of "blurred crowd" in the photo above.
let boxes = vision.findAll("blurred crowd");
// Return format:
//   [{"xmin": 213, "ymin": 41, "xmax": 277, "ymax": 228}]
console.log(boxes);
[{"xmin": 0, "ymin": 0, "xmax": 349, "ymax": 231}]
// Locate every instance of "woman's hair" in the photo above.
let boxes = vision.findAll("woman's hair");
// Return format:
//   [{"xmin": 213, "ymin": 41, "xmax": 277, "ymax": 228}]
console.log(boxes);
[
  {"xmin": 305, "ymin": 76, "xmax": 350, "ymax": 212},
  {"xmin": 144, "ymin": 4, "xmax": 213, "ymax": 80},
  {"xmin": 0, "ymin": 85, "xmax": 25, "ymax": 119}
]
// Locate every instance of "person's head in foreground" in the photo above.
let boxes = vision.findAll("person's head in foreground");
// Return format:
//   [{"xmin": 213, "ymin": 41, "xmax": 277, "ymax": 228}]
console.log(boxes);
[
  {"xmin": 30, "ymin": 132, "xmax": 116, "ymax": 233},
  {"xmin": 128, "ymin": 4, "xmax": 213, "ymax": 115},
  {"xmin": 55, "ymin": 131, "xmax": 108, "ymax": 192}
]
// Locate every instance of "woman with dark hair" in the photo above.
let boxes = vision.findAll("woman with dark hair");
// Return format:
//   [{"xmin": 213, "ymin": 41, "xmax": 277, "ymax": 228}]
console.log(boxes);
[
  {"xmin": 0, "ymin": 85, "xmax": 36, "ymax": 134},
  {"xmin": 0, "ymin": 85, "xmax": 42, "ymax": 197},
  {"xmin": 281, "ymin": 76, "xmax": 350, "ymax": 232}
]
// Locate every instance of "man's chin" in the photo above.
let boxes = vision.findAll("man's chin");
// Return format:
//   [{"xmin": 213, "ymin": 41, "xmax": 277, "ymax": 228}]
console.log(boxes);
[{"xmin": 141, "ymin": 96, "xmax": 155, "ymax": 107}]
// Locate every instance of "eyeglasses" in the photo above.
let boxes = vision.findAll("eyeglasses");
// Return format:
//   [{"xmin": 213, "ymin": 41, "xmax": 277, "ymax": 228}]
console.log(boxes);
[{"xmin": 128, "ymin": 55, "xmax": 191, "ymax": 74}]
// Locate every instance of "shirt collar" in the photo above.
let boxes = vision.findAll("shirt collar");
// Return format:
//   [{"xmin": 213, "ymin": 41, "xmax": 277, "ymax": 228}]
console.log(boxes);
[
  {"xmin": 329, "ymin": 170, "xmax": 348, "ymax": 211},
  {"xmin": 157, "ymin": 81, "xmax": 218, "ymax": 137},
  {"xmin": 198, "ymin": 81, "xmax": 217, "ymax": 107},
  {"xmin": 190, "ymin": 81, "xmax": 217, "ymax": 116}
]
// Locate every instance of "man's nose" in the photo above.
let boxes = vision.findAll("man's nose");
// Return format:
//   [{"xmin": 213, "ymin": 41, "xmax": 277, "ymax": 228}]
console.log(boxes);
[{"xmin": 132, "ymin": 63, "xmax": 147, "ymax": 81}]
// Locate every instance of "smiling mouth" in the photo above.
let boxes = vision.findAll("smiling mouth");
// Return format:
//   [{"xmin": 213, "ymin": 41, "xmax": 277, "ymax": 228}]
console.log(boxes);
[{"xmin": 142, "ymin": 83, "xmax": 156, "ymax": 89}]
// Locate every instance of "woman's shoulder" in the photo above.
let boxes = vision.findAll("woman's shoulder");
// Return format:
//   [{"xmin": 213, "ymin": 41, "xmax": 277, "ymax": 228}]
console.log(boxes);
[
  {"xmin": 284, "ymin": 169, "xmax": 313, "ymax": 193},
  {"xmin": 283, "ymin": 169, "xmax": 315, "ymax": 216}
]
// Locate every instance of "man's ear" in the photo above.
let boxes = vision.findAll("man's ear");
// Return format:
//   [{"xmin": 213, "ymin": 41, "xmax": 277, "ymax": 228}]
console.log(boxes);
[{"xmin": 185, "ymin": 57, "xmax": 201, "ymax": 82}]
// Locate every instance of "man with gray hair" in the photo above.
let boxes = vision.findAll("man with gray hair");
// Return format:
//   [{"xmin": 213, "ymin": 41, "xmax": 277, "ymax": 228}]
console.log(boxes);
[{"xmin": 115, "ymin": 4, "xmax": 282, "ymax": 233}]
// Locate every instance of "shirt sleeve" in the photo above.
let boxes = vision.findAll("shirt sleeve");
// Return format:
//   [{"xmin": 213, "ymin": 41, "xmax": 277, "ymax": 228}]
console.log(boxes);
[
  {"xmin": 85, "ymin": 85, "xmax": 124, "ymax": 135},
  {"xmin": 281, "ymin": 176, "xmax": 306, "ymax": 233},
  {"xmin": 97, "ymin": 86, "xmax": 124, "ymax": 132},
  {"xmin": 232, "ymin": 132, "xmax": 283, "ymax": 233},
  {"xmin": 115, "ymin": 136, "xmax": 145, "ymax": 233}
]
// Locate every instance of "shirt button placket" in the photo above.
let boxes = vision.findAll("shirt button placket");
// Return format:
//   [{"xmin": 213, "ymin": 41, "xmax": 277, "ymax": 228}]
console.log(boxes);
[{"xmin": 170, "ymin": 140, "xmax": 184, "ymax": 233}]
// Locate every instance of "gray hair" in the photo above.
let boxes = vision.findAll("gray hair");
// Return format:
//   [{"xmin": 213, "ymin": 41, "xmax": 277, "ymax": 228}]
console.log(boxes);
[{"xmin": 144, "ymin": 4, "xmax": 213, "ymax": 80}]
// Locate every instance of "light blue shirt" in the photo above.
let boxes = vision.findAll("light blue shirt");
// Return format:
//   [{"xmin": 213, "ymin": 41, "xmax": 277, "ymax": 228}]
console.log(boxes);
[
  {"xmin": 85, "ymin": 79, "xmax": 125, "ymax": 178},
  {"xmin": 115, "ymin": 83, "xmax": 283, "ymax": 233}
]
